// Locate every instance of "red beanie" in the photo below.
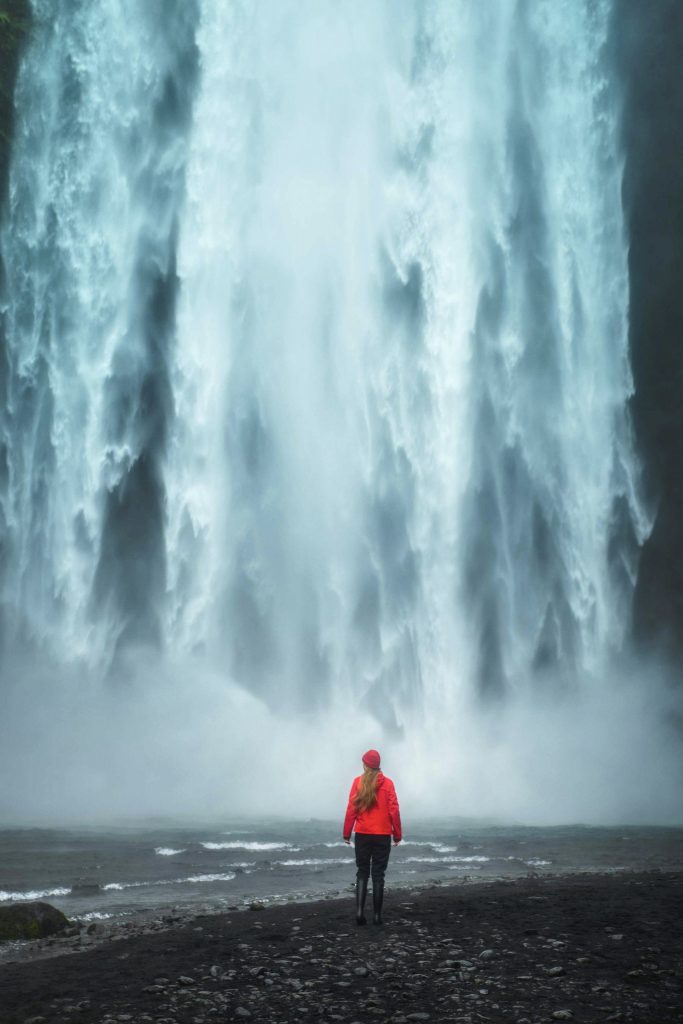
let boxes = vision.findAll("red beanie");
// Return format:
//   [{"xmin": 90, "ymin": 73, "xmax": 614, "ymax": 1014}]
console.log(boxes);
[{"xmin": 362, "ymin": 749, "xmax": 381, "ymax": 770}]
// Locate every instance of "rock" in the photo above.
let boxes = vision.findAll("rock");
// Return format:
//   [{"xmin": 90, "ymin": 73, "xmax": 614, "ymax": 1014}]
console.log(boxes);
[
  {"xmin": 407, "ymin": 1015, "xmax": 431, "ymax": 1022},
  {"xmin": 551, "ymin": 1012, "xmax": 573, "ymax": 1021},
  {"xmin": 24, "ymin": 1017, "xmax": 47, "ymax": 1024},
  {"xmin": 0, "ymin": 902, "xmax": 70, "ymax": 941},
  {"xmin": 607, "ymin": 933, "xmax": 624, "ymax": 940},
  {"xmin": 546, "ymin": 966, "xmax": 566, "ymax": 976},
  {"xmin": 249, "ymin": 902, "xmax": 265, "ymax": 911},
  {"xmin": 235, "ymin": 1009, "xmax": 252, "ymax": 1019},
  {"xmin": 353, "ymin": 966, "xmax": 369, "ymax": 977},
  {"xmin": 209, "ymin": 965, "xmax": 221, "ymax": 977},
  {"xmin": 479, "ymin": 948, "xmax": 495, "ymax": 959},
  {"xmin": 178, "ymin": 976, "xmax": 196, "ymax": 986}
]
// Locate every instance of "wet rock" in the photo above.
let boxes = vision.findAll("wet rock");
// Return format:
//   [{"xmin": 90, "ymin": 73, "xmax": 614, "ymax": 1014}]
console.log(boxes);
[
  {"xmin": 479, "ymin": 948, "xmax": 495, "ymax": 959},
  {"xmin": 546, "ymin": 966, "xmax": 566, "ymax": 976},
  {"xmin": 0, "ymin": 902, "xmax": 70, "ymax": 941},
  {"xmin": 178, "ymin": 975, "xmax": 196, "ymax": 986},
  {"xmin": 235, "ymin": 1008, "xmax": 252, "ymax": 1018},
  {"xmin": 551, "ymin": 1012, "xmax": 573, "ymax": 1021},
  {"xmin": 249, "ymin": 902, "xmax": 265, "ymax": 911}
]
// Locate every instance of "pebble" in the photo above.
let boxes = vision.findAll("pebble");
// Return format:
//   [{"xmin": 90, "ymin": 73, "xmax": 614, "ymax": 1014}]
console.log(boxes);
[
  {"xmin": 178, "ymin": 976, "xmax": 195, "ymax": 986},
  {"xmin": 546, "ymin": 966, "xmax": 565, "ymax": 976},
  {"xmin": 235, "ymin": 1008, "xmax": 252, "ymax": 1019},
  {"xmin": 478, "ymin": 948, "xmax": 495, "ymax": 959},
  {"xmin": 551, "ymin": 1012, "xmax": 573, "ymax": 1021}
]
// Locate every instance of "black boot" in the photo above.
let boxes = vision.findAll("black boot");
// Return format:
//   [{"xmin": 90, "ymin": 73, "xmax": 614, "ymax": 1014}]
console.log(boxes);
[
  {"xmin": 355, "ymin": 876, "xmax": 368, "ymax": 925},
  {"xmin": 372, "ymin": 880, "xmax": 384, "ymax": 925}
]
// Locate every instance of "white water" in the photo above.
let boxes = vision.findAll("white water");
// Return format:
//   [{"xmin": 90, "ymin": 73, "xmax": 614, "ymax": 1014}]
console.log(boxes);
[{"xmin": 1, "ymin": 1, "xmax": 680, "ymax": 825}]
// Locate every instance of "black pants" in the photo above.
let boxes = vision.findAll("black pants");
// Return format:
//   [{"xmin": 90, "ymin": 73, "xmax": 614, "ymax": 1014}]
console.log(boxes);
[{"xmin": 354, "ymin": 833, "xmax": 391, "ymax": 885}]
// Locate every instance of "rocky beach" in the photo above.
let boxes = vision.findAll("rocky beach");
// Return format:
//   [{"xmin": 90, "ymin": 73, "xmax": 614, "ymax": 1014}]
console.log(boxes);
[{"xmin": 1, "ymin": 870, "xmax": 681, "ymax": 1024}]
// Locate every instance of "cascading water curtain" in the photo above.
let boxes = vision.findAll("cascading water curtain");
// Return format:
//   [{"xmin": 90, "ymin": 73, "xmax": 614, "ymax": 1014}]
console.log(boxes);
[{"xmin": 1, "ymin": 0, "xmax": 646, "ymax": 725}]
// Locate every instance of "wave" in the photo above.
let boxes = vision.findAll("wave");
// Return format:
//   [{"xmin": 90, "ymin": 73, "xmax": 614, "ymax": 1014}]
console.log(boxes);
[
  {"xmin": 274, "ymin": 858, "xmax": 354, "ymax": 867},
  {"xmin": 154, "ymin": 847, "xmax": 186, "ymax": 856},
  {"xmin": 104, "ymin": 872, "xmax": 236, "ymax": 891},
  {"xmin": 201, "ymin": 841, "xmax": 299, "ymax": 851},
  {"xmin": 185, "ymin": 872, "xmax": 237, "ymax": 883},
  {"xmin": 505, "ymin": 855, "xmax": 553, "ymax": 866},
  {"xmin": 0, "ymin": 886, "xmax": 70, "ymax": 903},
  {"xmin": 404, "ymin": 855, "xmax": 490, "ymax": 864}
]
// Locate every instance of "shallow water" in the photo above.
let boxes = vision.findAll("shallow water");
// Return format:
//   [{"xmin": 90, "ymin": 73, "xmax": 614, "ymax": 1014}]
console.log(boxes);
[{"xmin": 1, "ymin": 819, "xmax": 682, "ymax": 926}]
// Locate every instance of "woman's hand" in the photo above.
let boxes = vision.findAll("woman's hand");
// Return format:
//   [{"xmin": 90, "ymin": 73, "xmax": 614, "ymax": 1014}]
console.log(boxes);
[{"xmin": 343, "ymin": 838, "xmax": 351, "ymax": 845}]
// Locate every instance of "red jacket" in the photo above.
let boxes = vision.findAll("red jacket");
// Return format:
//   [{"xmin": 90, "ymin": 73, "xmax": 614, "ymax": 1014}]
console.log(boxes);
[{"xmin": 343, "ymin": 772, "xmax": 402, "ymax": 842}]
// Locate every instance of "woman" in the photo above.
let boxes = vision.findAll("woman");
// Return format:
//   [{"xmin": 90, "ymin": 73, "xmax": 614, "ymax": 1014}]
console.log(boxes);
[{"xmin": 343, "ymin": 749, "xmax": 402, "ymax": 926}]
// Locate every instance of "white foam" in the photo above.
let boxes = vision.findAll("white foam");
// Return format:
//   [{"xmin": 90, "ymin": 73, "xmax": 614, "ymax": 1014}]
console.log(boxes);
[
  {"xmin": 0, "ymin": 886, "xmax": 70, "ymax": 903},
  {"xmin": 104, "ymin": 872, "xmax": 236, "ymax": 890},
  {"xmin": 274, "ymin": 858, "xmax": 354, "ymax": 867},
  {"xmin": 82, "ymin": 911, "xmax": 113, "ymax": 921},
  {"xmin": 201, "ymin": 841, "xmax": 299, "ymax": 851},
  {"xmin": 186, "ymin": 872, "xmax": 236, "ymax": 883},
  {"xmin": 154, "ymin": 847, "xmax": 186, "ymax": 856},
  {"xmin": 404, "ymin": 855, "xmax": 490, "ymax": 864},
  {"xmin": 525, "ymin": 858, "xmax": 552, "ymax": 866}
]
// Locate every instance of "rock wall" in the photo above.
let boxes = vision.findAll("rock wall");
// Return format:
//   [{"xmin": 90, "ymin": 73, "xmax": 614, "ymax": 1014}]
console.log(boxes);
[{"xmin": 616, "ymin": 1, "xmax": 683, "ymax": 661}]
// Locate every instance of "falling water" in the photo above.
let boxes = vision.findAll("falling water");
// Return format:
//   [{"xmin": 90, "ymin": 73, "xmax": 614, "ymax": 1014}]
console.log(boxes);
[{"xmin": 1, "ymin": 1, "xmax": 669, "ymax": 822}]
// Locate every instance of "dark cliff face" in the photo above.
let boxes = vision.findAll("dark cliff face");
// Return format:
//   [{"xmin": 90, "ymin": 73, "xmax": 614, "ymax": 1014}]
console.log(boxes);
[
  {"xmin": 0, "ymin": 1, "xmax": 30, "ymax": 206},
  {"xmin": 614, "ymin": 2, "xmax": 683, "ymax": 662}
]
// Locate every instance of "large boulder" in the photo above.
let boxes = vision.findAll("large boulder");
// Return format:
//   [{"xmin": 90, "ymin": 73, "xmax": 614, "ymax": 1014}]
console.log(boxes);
[{"xmin": 0, "ymin": 901, "xmax": 70, "ymax": 941}]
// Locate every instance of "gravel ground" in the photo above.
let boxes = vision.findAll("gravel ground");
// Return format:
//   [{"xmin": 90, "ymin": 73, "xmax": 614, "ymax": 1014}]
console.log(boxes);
[{"xmin": 0, "ymin": 869, "xmax": 681, "ymax": 1024}]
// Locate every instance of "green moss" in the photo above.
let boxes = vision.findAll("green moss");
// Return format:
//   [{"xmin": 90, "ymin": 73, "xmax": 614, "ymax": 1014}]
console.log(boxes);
[{"xmin": 0, "ymin": 918, "xmax": 39, "ymax": 940}]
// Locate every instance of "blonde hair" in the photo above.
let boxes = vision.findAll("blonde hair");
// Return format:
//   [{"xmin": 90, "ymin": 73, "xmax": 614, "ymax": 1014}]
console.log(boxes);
[{"xmin": 353, "ymin": 765, "xmax": 379, "ymax": 812}]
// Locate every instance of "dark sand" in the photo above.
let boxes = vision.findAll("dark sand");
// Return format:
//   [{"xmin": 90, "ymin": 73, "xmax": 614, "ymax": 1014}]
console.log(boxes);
[{"xmin": 1, "ymin": 870, "xmax": 681, "ymax": 1024}]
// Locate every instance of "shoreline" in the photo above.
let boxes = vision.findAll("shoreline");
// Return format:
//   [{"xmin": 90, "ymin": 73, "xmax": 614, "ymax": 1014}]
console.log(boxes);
[
  {"xmin": 0, "ymin": 868, "xmax": 681, "ymax": 1023},
  {"xmin": 0, "ymin": 865, "xmax": 662, "ymax": 968}
]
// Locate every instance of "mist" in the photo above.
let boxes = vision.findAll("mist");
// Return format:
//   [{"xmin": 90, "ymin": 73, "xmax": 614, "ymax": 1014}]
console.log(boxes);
[{"xmin": 1, "ymin": 652, "xmax": 681, "ymax": 827}]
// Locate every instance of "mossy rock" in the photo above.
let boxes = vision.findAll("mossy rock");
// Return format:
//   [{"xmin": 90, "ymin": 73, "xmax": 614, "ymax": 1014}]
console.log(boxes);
[{"xmin": 0, "ymin": 901, "xmax": 70, "ymax": 941}]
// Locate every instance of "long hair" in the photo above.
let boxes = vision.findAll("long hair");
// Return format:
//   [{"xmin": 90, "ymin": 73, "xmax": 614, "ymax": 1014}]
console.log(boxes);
[{"xmin": 353, "ymin": 766, "xmax": 380, "ymax": 812}]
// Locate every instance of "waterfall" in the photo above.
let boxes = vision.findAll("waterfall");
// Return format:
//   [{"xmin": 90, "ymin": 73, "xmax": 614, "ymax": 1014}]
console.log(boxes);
[{"xmin": 0, "ymin": 1, "xmax": 648, "ymax": 737}]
